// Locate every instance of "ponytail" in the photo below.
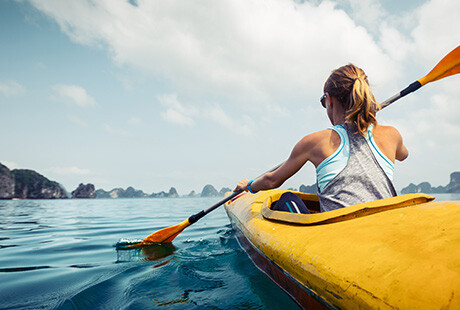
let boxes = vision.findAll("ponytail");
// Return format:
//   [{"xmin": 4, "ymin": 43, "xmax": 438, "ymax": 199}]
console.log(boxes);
[{"xmin": 324, "ymin": 64, "xmax": 380, "ymax": 136}]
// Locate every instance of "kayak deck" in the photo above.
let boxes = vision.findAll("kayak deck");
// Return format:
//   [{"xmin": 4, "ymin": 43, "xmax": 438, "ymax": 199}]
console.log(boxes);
[{"xmin": 225, "ymin": 190, "xmax": 460, "ymax": 309}]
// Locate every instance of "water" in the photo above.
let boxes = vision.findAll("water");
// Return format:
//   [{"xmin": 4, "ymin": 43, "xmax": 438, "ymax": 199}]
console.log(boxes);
[
  {"xmin": 0, "ymin": 197, "xmax": 298, "ymax": 309},
  {"xmin": 1, "ymin": 193, "xmax": 459, "ymax": 309}
]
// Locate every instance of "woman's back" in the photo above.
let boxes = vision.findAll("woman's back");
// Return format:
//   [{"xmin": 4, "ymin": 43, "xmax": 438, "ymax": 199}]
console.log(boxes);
[
  {"xmin": 312, "ymin": 123, "xmax": 407, "ymax": 168},
  {"xmin": 304, "ymin": 123, "xmax": 407, "ymax": 169},
  {"xmin": 316, "ymin": 123, "xmax": 398, "ymax": 212}
]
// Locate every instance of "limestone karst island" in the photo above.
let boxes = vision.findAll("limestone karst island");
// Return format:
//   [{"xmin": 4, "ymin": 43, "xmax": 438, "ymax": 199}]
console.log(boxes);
[{"xmin": 1, "ymin": 162, "xmax": 459, "ymax": 199}]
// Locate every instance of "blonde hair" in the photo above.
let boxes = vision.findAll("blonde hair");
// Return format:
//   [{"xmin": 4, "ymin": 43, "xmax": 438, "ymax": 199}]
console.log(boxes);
[{"xmin": 323, "ymin": 64, "xmax": 380, "ymax": 135}]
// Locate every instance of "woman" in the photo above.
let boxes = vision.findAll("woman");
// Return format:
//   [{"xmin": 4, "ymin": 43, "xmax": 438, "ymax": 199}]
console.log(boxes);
[{"xmin": 234, "ymin": 64, "xmax": 409, "ymax": 213}]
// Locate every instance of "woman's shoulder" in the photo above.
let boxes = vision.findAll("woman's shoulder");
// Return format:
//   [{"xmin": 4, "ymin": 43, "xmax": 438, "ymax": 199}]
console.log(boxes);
[
  {"xmin": 372, "ymin": 123, "xmax": 408, "ymax": 161},
  {"xmin": 372, "ymin": 124, "xmax": 406, "ymax": 160},
  {"xmin": 373, "ymin": 124, "xmax": 403, "ymax": 140},
  {"xmin": 300, "ymin": 128, "xmax": 339, "ymax": 145},
  {"xmin": 295, "ymin": 128, "xmax": 341, "ymax": 167}
]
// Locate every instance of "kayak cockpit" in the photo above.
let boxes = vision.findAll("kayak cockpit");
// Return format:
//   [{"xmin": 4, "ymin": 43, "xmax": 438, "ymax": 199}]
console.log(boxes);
[{"xmin": 261, "ymin": 191, "xmax": 435, "ymax": 225}]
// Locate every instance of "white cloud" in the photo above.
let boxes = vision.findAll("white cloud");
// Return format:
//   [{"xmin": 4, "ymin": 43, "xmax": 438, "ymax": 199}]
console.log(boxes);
[
  {"xmin": 103, "ymin": 124, "xmax": 130, "ymax": 137},
  {"xmin": 345, "ymin": 0, "xmax": 385, "ymax": 31},
  {"xmin": 46, "ymin": 166, "xmax": 91, "ymax": 175},
  {"xmin": 29, "ymin": 0, "xmax": 397, "ymax": 110},
  {"xmin": 67, "ymin": 114, "xmax": 89, "ymax": 127},
  {"xmin": 53, "ymin": 84, "xmax": 96, "ymax": 107},
  {"xmin": 379, "ymin": 23, "xmax": 413, "ymax": 62},
  {"xmin": 420, "ymin": 80, "xmax": 460, "ymax": 136},
  {"xmin": 411, "ymin": 0, "xmax": 460, "ymax": 63},
  {"xmin": 161, "ymin": 109, "xmax": 195, "ymax": 127},
  {"xmin": 0, "ymin": 81, "xmax": 25, "ymax": 96},
  {"xmin": 159, "ymin": 94, "xmax": 255, "ymax": 135},
  {"xmin": 202, "ymin": 105, "xmax": 255, "ymax": 136},
  {"xmin": 159, "ymin": 94, "xmax": 197, "ymax": 127}
]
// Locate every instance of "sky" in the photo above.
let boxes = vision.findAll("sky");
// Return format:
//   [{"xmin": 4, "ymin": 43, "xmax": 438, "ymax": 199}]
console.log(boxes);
[{"xmin": 1, "ymin": 0, "xmax": 459, "ymax": 195}]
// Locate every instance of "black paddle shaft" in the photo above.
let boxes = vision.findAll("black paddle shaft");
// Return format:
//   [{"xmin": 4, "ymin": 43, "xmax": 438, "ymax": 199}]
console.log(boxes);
[
  {"xmin": 188, "ymin": 190, "xmax": 242, "ymax": 224},
  {"xmin": 187, "ymin": 162, "xmax": 284, "ymax": 224},
  {"xmin": 380, "ymin": 81, "xmax": 422, "ymax": 109}
]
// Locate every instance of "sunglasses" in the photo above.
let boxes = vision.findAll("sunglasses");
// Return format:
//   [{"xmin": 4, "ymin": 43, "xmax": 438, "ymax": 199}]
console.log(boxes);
[{"xmin": 320, "ymin": 94, "xmax": 327, "ymax": 108}]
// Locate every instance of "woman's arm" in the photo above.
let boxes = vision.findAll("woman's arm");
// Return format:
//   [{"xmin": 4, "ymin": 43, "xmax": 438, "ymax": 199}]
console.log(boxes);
[
  {"xmin": 373, "ymin": 125, "xmax": 409, "ymax": 162},
  {"xmin": 234, "ymin": 134, "xmax": 317, "ymax": 193},
  {"xmin": 395, "ymin": 129, "xmax": 409, "ymax": 161}
]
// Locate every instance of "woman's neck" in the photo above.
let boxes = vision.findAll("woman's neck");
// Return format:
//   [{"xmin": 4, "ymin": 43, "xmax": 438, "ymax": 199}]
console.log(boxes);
[{"xmin": 328, "ymin": 96, "xmax": 346, "ymax": 125}]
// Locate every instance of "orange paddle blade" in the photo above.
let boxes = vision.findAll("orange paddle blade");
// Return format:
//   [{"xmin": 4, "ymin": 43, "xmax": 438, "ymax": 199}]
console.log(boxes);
[
  {"xmin": 143, "ymin": 219, "xmax": 190, "ymax": 244},
  {"xmin": 418, "ymin": 45, "xmax": 460, "ymax": 86},
  {"xmin": 127, "ymin": 219, "xmax": 190, "ymax": 248}
]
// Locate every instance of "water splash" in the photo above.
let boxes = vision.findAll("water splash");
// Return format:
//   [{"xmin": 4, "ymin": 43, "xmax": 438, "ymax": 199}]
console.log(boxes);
[{"xmin": 114, "ymin": 238, "xmax": 143, "ymax": 249}]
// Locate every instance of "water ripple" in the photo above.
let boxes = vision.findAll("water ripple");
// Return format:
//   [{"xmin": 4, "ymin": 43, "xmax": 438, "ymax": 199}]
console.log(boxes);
[
  {"xmin": 0, "ymin": 197, "xmax": 305, "ymax": 309},
  {"xmin": 0, "ymin": 265, "xmax": 52, "ymax": 272}
]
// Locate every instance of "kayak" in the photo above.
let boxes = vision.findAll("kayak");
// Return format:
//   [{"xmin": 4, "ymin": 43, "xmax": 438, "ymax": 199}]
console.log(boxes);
[{"xmin": 224, "ymin": 190, "xmax": 460, "ymax": 309}]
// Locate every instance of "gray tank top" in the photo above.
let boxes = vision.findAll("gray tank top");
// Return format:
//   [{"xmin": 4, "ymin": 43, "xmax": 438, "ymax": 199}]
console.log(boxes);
[{"xmin": 317, "ymin": 124, "xmax": 397, "ymax": 212}]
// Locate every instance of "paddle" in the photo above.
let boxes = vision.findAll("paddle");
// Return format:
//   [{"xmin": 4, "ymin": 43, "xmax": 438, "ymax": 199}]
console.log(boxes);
[
  {"xmin": 126, "ymin": 163, "xmax": 283, "ymax": 248},
  {"xmin": 130, "ymin": 45, "xmax": 460, "ymax": 248},
  {"xmin": 381, "ymin": 45, "xmax": 460, "ymax": 109}
]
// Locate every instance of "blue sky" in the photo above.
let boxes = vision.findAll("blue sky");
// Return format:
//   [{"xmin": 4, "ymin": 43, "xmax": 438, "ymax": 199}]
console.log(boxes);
[{"xmin": 1, "ymin": 0, "xmax": 459, "ymax": 195}]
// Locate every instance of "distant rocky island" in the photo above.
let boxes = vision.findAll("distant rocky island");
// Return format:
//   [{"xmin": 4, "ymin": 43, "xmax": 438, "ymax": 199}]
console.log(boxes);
[
  {"xmin": 401, "ymin": 172, "xmax": 460, "ymax": 194},
  {"xmin": 298, "ymin": 184, "xmax": 318, "ymax": 194},
  {"xmin": 94, "ymin": 186, "xmax": 179, "ymax": 199},
  {"xmin": 72, "ymin": 183, "xmax": 96, "ymax": 199},
  {"xmin": 0, "ymin": 163, "xmax": 67, "ymax": 199},
  {"xmin": 1, "ymin": 162, "xmax": 458, "ymax": 199},
  {"xmin": 94, "ymin": 185, "xmax": 232, "ymax": 199},
  {"xmin": 0, "ymin": 162, "xmax": 232, "ymax": 199},
  {"xmin": 291, "ymin": 172, "xmax": 460, "ymax": 195}
]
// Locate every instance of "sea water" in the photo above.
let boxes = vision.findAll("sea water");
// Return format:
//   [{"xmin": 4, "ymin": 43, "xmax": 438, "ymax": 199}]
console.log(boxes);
[
  {"xmin": 1, "ymin": 194, "xmax": 459, "ymax": 309},
  {"xmin": 0, "ymin": 197, "xmax": 298, "ymax": 309}
]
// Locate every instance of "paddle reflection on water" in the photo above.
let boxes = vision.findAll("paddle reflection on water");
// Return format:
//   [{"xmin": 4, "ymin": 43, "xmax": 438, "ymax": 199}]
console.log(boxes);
[{"xmin": 116, "ymin": 241, "xmax": 176, "ymax": 263}]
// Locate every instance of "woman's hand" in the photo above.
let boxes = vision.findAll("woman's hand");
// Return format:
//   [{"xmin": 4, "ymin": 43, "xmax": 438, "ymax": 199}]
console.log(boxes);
[{"xmin": 234, "ymin": 179, "xmax": 250, "ymax": 192}]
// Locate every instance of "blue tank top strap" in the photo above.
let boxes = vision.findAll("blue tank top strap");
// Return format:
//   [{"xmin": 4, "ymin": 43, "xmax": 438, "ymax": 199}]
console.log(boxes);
[
  {"xmin": 365, "ymin": 125, "xmax": 395, "ymax": 181},
  {"xmin": 316, "ymin": 124, "xmax": 349, "ymax": 192}
]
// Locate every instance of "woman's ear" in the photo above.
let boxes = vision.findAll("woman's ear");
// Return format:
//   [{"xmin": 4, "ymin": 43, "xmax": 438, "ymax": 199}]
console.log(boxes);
[{"xmin": 325, "ymin": 92, "xmax": 333, "ymax": 109}]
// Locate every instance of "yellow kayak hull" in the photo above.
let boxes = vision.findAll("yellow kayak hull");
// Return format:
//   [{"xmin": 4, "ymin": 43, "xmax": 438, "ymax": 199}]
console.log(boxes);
[{"xmin": 225, "ymin": 190, "xmax": 460, "ymax": 309}]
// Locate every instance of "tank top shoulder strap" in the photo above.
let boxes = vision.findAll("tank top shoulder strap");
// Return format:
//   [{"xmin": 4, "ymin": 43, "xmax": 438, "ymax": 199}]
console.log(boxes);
[
  {"xmin": 330, "ymin": 124, "xmax": 347, "ymax": 139},
  {"xmin": 316, "ymin": 124, "xmax": 350, "ymax": 192},
  {"xmin": 365, "ymin": 124, "xmax": 395, "ymax": 181}
]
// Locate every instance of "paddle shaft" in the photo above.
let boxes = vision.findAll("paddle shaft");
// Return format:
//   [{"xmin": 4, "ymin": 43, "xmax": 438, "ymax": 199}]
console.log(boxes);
[
  {"xmin": 380, "ymin": 81, "xmax": 421, "ymax": 109},
  {"xmin": 187, "ymin": 162, "xmax": 284, "ymax": 224},
  {"xmin": 188, "ymin": 191, "xmax": 242, "ymax": 224},
  {"xmin": 381, "ymin": 45, "xmax": 460, "ymax": 109}
]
